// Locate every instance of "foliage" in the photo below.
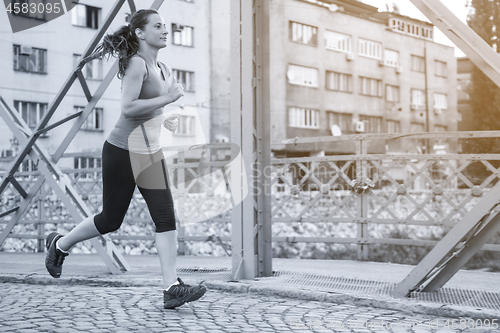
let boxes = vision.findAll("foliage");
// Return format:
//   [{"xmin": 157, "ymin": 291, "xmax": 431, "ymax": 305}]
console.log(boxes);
[{"xmin": 465, "ymin": 0, "xmax": 500, "ymax": 136}]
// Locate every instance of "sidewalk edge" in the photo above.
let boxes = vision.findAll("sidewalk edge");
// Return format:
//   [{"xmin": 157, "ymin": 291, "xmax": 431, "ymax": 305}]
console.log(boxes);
[{"xmin": 2, "ymin": 274, "xmax": 499, "ymax": 319}]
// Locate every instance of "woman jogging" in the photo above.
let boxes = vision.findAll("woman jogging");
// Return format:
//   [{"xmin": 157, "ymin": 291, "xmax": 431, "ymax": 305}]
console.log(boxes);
[{"xmin": 44, "ymin": 9, "xmax": 206, "ymax": 309}]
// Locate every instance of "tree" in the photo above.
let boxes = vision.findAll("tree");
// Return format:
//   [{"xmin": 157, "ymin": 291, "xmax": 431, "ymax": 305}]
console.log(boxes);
[
  {"xmin": 467, "ymin": 0, "xmax": 500, "ymax": 134},
  {"xmin": 461, "ymin": 1, "xmax": 500, "ymax": 184},
  {"xmin": 465, "ymin": 0, "xmax": 500, "ymax": 156}
]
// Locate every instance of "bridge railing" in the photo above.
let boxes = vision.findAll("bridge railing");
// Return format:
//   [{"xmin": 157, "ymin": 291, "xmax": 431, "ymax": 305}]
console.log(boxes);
[{"xmin": 2, "ymin": 132, "xmax": 500, "ymax": 262}]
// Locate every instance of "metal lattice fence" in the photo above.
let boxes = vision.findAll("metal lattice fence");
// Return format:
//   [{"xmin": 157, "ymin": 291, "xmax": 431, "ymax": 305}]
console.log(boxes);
[{"xmin": 2, "ymin": 134, "xmax": 500, "ymax": 262}]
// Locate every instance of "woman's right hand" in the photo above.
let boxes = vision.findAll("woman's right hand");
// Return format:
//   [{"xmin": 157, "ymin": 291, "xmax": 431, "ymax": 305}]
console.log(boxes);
[{"xmin": 166, "ymin": 78, "xmax": 184, "ymax": 104}]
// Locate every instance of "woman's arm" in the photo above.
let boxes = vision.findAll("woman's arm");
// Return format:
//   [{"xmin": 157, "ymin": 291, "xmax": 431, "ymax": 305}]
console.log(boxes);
[{"xmin": 121, "ymin": 57, "xmax": 183, "ymax": 118}]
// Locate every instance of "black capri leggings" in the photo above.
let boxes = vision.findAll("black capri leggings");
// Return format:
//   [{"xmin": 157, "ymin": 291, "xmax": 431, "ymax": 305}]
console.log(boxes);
[{"xmin": 93, "ymin": 140, "xmax": 176, "ymax": 234}]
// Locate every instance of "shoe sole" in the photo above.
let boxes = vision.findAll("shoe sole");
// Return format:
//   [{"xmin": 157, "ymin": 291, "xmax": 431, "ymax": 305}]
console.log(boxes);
[{"xmin": 163, "ymin": 286, "xmax": 207, "ymax": 309}]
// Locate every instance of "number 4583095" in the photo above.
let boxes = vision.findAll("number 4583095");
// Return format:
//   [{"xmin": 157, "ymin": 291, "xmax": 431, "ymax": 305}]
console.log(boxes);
[{"xmin": 5, "ymin": 2, "xmax": 61, "ymax": 15}]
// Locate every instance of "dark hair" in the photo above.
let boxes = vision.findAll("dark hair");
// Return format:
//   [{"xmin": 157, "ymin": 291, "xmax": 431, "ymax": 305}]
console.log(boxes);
[{"xmin": 81, "ymin": 9, "xmax": 159, "ymax": 79}]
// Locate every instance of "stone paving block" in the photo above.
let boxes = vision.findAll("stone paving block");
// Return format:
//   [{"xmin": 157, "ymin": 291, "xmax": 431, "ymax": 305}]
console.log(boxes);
[
  {"xmin": 16, "ymin": 330, "xmax": 43, "ymax": 333},
  {"xmin": 52, "ymin": 328, "xmax": 82, "ymax": 333},
  {"xmin": 88, "ymin": 329, "xmax": 111, "ymax": 333},
  {"xmin": 3, "ymin": 282, "xmax": 496, "ymax": 333},
  {"xmin": 9, "ymin": 323, "xmax": 37, "ymax": 330}
]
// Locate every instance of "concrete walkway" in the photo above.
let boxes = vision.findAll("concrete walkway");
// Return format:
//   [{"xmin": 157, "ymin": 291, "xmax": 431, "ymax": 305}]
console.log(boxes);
[{"xmin": 1, "ymin": 252, "xmax": 500, "ymax": 319}]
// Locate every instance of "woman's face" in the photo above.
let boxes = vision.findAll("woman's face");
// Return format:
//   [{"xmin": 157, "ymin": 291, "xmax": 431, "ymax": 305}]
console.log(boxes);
[{"xmin": 139, "ymin": 13, "xmax": 168, "ymax": 49}]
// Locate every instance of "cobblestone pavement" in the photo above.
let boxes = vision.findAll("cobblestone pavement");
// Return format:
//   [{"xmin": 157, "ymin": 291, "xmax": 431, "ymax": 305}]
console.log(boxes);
[{"xmin": 0, "ymin": 282, "xmax": 498, "ymax": 333}]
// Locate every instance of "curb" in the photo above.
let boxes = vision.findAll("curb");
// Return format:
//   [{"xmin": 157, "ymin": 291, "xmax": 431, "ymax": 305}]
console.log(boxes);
[
  {"xmin": 0, "ymin": 275, "xmax": 161, "ymax": 288},
  {"xmin": 2, "ymin": 274, "xmax": 499, "ymax": 319},
  {"xmin": 202, "ymin": 280, "xmax": 500, "ymax": 320}
]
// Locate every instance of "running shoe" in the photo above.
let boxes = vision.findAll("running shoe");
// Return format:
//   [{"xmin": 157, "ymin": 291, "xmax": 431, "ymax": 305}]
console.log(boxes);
[
  {"xmin": 163, "ymin": 277, "xmax": 207, "ymax": 309},
  {"xmin": 45, "ymin": 232, "xmax": 68, "ymax": 278}
]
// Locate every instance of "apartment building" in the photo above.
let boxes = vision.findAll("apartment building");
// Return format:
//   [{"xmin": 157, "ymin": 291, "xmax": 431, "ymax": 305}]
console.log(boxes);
[
  {"xmin": 269, "ymin": 0, "xmax": 458, "ymax": 157},
  {"xmin": 0, "ymin": 0, "xmax": 216, "ymax": 172}
]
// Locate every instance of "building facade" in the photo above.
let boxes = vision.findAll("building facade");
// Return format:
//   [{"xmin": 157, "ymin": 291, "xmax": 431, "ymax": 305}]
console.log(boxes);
[
  {"xmin": 0, "ymin": 0, "xmax": 216, "ymax": 172},
  {"xmin": 269, "ymin": 0, "xmax": 458, "ymax": 157}
]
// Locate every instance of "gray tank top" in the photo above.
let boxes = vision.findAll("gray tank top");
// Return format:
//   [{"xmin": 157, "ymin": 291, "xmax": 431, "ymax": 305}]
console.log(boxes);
[{"xmin": 107, "ymin": 54, "xmax": 173, "ymax": 153}]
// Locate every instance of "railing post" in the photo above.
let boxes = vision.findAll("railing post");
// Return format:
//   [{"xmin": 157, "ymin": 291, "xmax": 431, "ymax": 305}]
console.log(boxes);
[
  {"xmin": 36, "ymin": 194, "xmax": 44, "ymax": 253},
  {"xmin": 177, "ymin": 147, "xmax": 186, "ymax": 256},
  {"xmin": 356, "ymin": 138, "xmax": 369, "ymax": 260}
]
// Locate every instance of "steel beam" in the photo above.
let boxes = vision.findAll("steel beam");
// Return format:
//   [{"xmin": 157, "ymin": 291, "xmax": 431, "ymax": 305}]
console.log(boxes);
[
  {"xmin": 421, "ymin": 208, "xmax": 500, "ymax": 292},
  {"xmin": 230, "ymin": 0, "xmax": 272, "ymax": 280},
  {"xmin": 392, "ymin": 182, "xmax": 500, "ymax": 297},
  {"xmin": 230, "ymin": 0, "xmax": 243, "ymax": 281},
  {"xmin": 255, "ymin": 0, "xmax": 273, "ymax": 277}
]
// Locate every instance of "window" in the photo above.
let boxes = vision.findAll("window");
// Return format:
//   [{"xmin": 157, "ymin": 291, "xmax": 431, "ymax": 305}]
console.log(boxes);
[
  {"xmin": 359, "ymin": 115, "xmax": 383, "ymax": 133},
  {"xmin": 411, "ymin": 89, "xmax": 426, "ymax": 109},
  {"xmin": 434, "ymin": 93, "xmax": 448, "ymax": 110},
  {"xmin": 172, "ymin": 24, "xmax": 194, "ymax": 46},
  {"xmin": 358, "ymin": 38, "xmax": 382, "ymax": 59},
  {"xmin": 327, "ymin": 111, "xmax": 352, "ymax": 134},
  {"xmin": 326, "ymin": 71, "xmax": 352, "ymax": 92},
  {"xmin": 72, "ymin": 3, "xmax": 99, "ymax": 29},
  {"xmin": 384, "ymin": 49, "xmax": 399, "ymax": 67},
  {"xmin": 13, "ymin": 100, "xmax": 48, "ymax": 135},
  {"xmin": 174, "ymin": 115, "xmax": 195, "ymax": 136},
  {"xmin": 74, "ymin": 157, "xmax": 101, "ymax": 179},
  {"xmin": 411, "ymin": 55, "xmax": 425, "ymax": 72},
  {"xmin": 389, "ymin": 18, "xmax": 406, "ymax": 33},
  {"xmin": 12, "ymin": 0, "xmax": 47, "ymax": 20},
  {"xmin": 19, "ymin": 159, "xmax": 38, "ymax": 175},
  {"xmin": 172, "ymin": 69, "xmax": 194, "ymax": 92},
  {"xmin": 386, "ymin": 85, "xmax": 400, "ymax": 102},
  {"xmin": 359, "ymin": 77, "xmax": 382, "ymax": 97},
  {"xmin": 287, "ymin": 64, "xmax": 318, "ymax": 87},
  {"xmin": 74, "ymin": 106, "xmax": 103, "ymax": 131},
  {"xmin": 13, "ymin": 45, "xmax": 47, "ymax": 74},
  {"xmin": 290, "ymin": 21, "xmax": 317, "ymax": 46},
  {"xmin": 324, "ymin": 30, "xmax": 351, "ymax": 53},
  {"xmin": 388, "ymin": 18, "xmax": 433, "ymax": 40},
  {"xmin": 1, "ymin": 149, "xmax": 13, "ymax": 158},
  {"xmin": 73, "ymin": 54, "xmax": 102, "ymax": 80},
  {"xmin": 289, "ymin": 107, "xmax": 320, "ymax": 129},
  {"xmin": 386, "ymin": 120, "xmax": 401, "ymax": 133},
  {"xmin": 435, "ymin": 60, "xmax": 447, "ymax": 77}
]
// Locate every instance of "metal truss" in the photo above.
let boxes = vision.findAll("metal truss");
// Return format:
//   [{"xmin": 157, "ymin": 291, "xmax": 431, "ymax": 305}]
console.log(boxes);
[
  {"xmin": 0, "ymin": 0, "xmax": 165, "ymax": 274},
  {"xmin": 391, "ymin": 0, "xmax": 500, "ymax": 297},
  {"xmin": 230, "ymin": 0, "xmax": 272, "ymax": 280}
]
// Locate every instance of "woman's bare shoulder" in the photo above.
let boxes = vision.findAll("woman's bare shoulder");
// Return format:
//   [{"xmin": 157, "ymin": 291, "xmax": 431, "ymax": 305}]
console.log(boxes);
[{"xmin": 125, "ymin": 56, "xmax": 148, "ymax": 81}]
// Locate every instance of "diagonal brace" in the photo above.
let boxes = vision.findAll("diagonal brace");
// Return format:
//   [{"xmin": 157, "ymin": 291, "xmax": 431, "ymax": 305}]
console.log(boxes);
[
  {"xmin": 392, "ymin": 182, "xmax": 500, "ymax": 297},
  {"xmin": 0, "ymin": 98, "xmax": 128, "ymax": 273}
]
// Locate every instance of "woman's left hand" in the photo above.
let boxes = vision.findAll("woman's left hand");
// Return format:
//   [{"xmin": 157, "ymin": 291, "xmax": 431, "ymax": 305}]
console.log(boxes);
[{"xmin": 164, "ymin": 114, "xmax": 179, "ymax": 132}]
